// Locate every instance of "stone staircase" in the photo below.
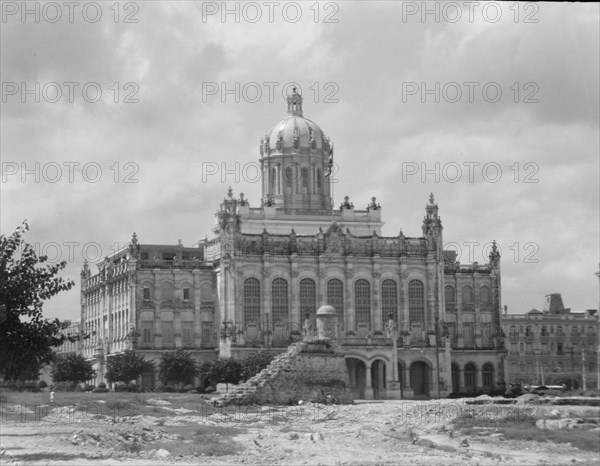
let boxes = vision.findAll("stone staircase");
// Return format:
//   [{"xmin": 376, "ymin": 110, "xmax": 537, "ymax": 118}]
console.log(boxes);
[{"xmin": 211, "ymin": 342, "xmax": 352, "ymax": 406}]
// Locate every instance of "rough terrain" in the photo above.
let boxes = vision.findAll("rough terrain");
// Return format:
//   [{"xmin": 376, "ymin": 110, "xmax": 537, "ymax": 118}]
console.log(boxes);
[{"xmin": 1, "ymin": 393, "xmax": 599, "ymax": 465}]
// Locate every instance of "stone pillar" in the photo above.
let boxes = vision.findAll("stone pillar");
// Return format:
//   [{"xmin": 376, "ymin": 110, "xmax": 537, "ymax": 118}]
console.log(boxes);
[
  {"xmin": 458, "ymin": 369, "xmax": 464, "ymax": 392},
  {"xmin": 364, "ymin": 363, "xmax": 374, "ymax": 400},
  {"xmin": 476, "ymin": 367, "xmax": 483, "ymax": 390},
  {"xmin": 403, "ymin": 363, "xmax": 414, "ymax": 399}
]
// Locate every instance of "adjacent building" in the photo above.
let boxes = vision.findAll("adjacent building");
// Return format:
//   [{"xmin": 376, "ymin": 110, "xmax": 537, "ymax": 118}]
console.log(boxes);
[
  {"xmin": 79, "ymin": 90, "xmax": 508, "ymax": 398},
  {"xmin": 502, "ymin": 293, "xmax": 599, "ymax": 388}
]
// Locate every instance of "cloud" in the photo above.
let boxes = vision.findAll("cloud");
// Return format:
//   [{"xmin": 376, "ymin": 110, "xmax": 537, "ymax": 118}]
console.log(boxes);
[{"xmin": 1, "ymin": 2, "xmax": 598, "ymax": 320}]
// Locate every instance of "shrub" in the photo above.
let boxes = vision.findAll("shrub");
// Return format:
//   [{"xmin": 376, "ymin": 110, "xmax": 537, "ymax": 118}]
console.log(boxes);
[
  {"xmin": 83, "ymin": 384, "xmax": 95, "ymax": 392},
  {"xmin": 54, "ymin": 381, "xmax": 77, "ymax": 392},
  {"xmin": 92, "ymin": 384, "xmax": 109, "ymax": 393},
  {"xmin": 114, "ymin": 382, "xmax": 128, "ymax": 392},
  {"xmin": 38, "ymin": 380, "xmax": 48, "ymax": 389}
]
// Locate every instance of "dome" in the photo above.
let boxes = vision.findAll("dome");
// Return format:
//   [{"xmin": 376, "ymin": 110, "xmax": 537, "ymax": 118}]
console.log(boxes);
[{"xmin": 260, "ymin": 89, "xmax": 331, "ymax": 157}]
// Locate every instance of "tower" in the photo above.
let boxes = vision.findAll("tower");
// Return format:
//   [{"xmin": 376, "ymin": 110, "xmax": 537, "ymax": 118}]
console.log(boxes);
[{"xmin": 259, "ymin": 88, "xmax": 333, "ymax": 212}]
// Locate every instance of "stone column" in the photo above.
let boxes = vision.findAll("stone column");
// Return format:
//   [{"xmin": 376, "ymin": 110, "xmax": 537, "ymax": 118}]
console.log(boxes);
[{"xmin": 364, "ymin": 363, "xmax": 374, "ymax": 400}]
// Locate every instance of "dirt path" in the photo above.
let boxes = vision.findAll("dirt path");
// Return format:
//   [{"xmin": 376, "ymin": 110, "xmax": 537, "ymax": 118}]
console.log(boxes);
[{"xmin": 1, "ymin": 399, "xmax": 599, "ymax": 465}]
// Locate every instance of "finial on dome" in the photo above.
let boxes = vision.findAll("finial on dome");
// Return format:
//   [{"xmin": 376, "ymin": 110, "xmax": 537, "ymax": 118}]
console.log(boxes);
[
  {"xmin": 429, "ymin": 192, "xmax": 435, "ymax": 204},
  {"xmin": 227, "ymin": 186, "xmax": 233, "ymax": 198},
  {"xmin": 287, "ymin": 87, "xmax": 303, "ymax": 117}
]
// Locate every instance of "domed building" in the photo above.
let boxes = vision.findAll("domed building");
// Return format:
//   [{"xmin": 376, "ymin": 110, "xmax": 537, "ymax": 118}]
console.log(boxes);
[{"xmin": 79, "ymin": 90, "xmax": 507, "ymax": 399}]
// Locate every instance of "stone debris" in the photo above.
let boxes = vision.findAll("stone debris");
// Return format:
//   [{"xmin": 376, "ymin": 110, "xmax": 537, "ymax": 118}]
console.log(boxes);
[
  {"xmin": 211, "ymin": 342, "xmax": 353, "ymax": 406},
  {"xmin": 155, "ymin": 449, "xmax": 170, "ymax": 458}
]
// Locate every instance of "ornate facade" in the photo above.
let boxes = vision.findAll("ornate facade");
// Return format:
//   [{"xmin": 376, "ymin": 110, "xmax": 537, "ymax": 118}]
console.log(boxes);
[{"xmin": 79, "ymin": 90, "xmax": 507, "ymax": 398}]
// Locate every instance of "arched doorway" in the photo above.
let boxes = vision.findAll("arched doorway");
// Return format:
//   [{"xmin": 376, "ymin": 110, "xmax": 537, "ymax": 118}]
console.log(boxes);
[
  {"xmin": 371, "ymin": 359, "xmax": 387, "ymax": 399},
  {"xmin": 345, "ymin": 358, "xmax": 367, "ymax": 399},
  {"xmin": 464, "ymin": 363, "xmax": 477, "ymax": 392},
  {"xmin": 398, "ymin": 362, "xmax": 405, "ymax": 398},
  {"xmin": 482, "ymin": 363, "xmax": 495, "ymax": 392},
  {"xmin": 410, "ymin": 361, "xmax": 430, "ymax": 398},
  {"xmin": 451, "ymin": 363, "xmax": 460, "ymax": 393}
]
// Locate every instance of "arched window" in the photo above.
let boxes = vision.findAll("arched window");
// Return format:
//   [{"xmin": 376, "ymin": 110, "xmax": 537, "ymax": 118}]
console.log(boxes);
[
  {"xmin": 301, "ymin": 167, "xmax": 309, "ymax": 194},
  {"xmin": 285, "ymin": 166, "xmax": 294, "ymax": 194},
  {"xmin": 480, "ymin": 286, "xmax": 490, "ymax": 304},
  {"xmin": 354, "ymin": 279, "xmax": 371, "ymax": 324},
  {"xmin": 381, "ymin": 279, "xmax": 398, "ymax": 323},
  {"xmin": 270, "ymin": 167, "xmax": 277, "ymax": 195},
  {"xmin": 316, "ymin": 168, "xmax": 322, "ymax": 192},
  {"xmin": 271, "ymin": 278, "xmax": 289, "ymax": 323},
  {"xmin": 445, "ymin": 285, "xmax": 455, "ymax": 312},
  {"xmin": 327, "ymin": 278, "xmax": 344, "ymax": 321},
  {"xmin": 482, "ymin": 363, "xmax": 495, "ymax": 390},
  {"xmin": 462, "ymin": 285, "xmax": 473, "ymax": 304},
  {"xmin": 408, "ymin": 280, "xmax": 425, "ymax": 324},
  {"xmin": 243, "ymin": 278, "xmax": 261, "ymax": 324},
  {"xmin": 464, "ymin": 363, "xmax": 477, "ymax": 392},
  {"xmin": 299, "ymin": 278, "xmax": 316, "ymax": 321}
]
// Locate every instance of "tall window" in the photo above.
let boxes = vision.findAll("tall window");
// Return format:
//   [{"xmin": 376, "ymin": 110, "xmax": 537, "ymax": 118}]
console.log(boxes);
[
  {"xmin": 183, "ymin": 287, "xmax": 191, "ymax": 301},
  {"xmin": 142, "ymin": 321, "xmax": 153, "ymax": 344},
  {"xmin": 354, "ymin": 279, "xmax": 371, "ymax": 324},
  {"xmin": 480, "ymin": 285, "xmax": 490, "ymax": 305},
  {"xmin": 327, "ymin": 279, "xmax": 344, "ymax": 321},
  {"xmin": 143, "ymin": 286, "xmax": 151, "ymax": 300},
  {"xmin": 301, "ymin": 167, "xmax": 309, "ymax": 194},
  {"xmin": 299, "ymin": 278, "xmax": 316, "ymax": 320},
  {"xmin": 270, "ymin": 167, "xmax": 277, "ymax": 195},
  {"xmin": 161, "ymin": 282, "xmax": 174, "ymax": 301},
  {"xmin": 482, "ymin": 363, "xmax": 494, "ymax": 390},
  {"xmin": 444, "ymin": 286, "xmax": 455, "ymax": 311},
  {"xmin": 408, "ymin": 280, "xmax": 425, "ymax": 324},
  {"xmin": 316, "ymin": 168, "xmax": 322, "ymax": 192},
  {"xmin": 182, "ymin": 322, "xmax": 193, "ymax": 345},
  {"xmin": 243, "ymin": 278, "xmax": 261, "ymax": 324},
  {"xmin": 271, "ymin": 278, "xmax": 289, "ymax": 323},
  {"xmin": 161, "ymin": 321, "xmax": 174, "ymax": 344},
  {"xmin": 381, "ymin": 279, "xmax": 398, "ymax": 323},
  {"xmin": 285, "ymin": 166, "xmax": 294, "ymax": 194},
  {"xmin": 462, "ymin": 285, "xmax": 473, "ymax": 304},
  {"xmin": 462, "ymin": 285, "xmax": 474, "ymax": 311}
]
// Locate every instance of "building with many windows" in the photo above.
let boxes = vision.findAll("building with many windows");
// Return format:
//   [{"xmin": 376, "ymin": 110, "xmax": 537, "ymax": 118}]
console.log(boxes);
[
  {"xmin": 79, "ymin": 90, "xmax": 507, "ymax": 398},
  {"xmin": 502, "ymin": 293, "xmax": 599, "ymax": 388}
]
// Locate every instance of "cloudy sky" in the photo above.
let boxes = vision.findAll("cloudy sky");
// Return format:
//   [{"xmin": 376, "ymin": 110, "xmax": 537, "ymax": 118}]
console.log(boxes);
[{"xmin": 1, "ymin": 1, "xmax": 599, "ymax": 321}]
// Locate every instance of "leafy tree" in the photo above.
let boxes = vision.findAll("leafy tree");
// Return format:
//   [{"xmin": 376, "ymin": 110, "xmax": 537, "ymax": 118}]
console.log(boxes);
[
  {"xmin": 0, "ymin": 222, "xmax": 79, "ymax": 381},
  {"xmin": 105, "ymin": 349, "xmax": 152, "ymax": 385},
  {"xmin": 51, "ymin": 354, "xmax": 96, "ymax": 384},
  {"xmin": 240, "ymin": 351, "xmax": 274, "ymax": 381},
  {"xmin": 158, "ymin": 349, "xmax": 198, "ymax": 389},
  {"xmin": 199, "ymin": 358, "xmax": 243, "ymax": 391}
]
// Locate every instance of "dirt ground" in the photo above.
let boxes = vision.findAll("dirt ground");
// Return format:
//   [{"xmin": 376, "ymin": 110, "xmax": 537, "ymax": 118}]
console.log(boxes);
[{"xmin": 1, "ymin": 394, "xmax": 599, "ymax": 465}]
